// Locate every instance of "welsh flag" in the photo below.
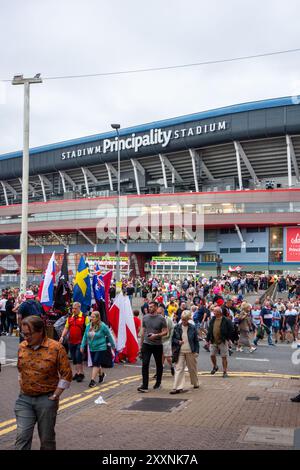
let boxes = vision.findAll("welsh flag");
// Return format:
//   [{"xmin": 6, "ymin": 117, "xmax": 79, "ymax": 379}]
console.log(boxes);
[{"xmin": 107, "ymin": 293, "xmax": 139, "ymax": 363}]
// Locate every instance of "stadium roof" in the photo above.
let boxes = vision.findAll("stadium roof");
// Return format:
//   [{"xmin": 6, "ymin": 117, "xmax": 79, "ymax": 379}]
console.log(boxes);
[{"xmin": 1, "ymin": 95, "xmax": 299, "ymax": 161}]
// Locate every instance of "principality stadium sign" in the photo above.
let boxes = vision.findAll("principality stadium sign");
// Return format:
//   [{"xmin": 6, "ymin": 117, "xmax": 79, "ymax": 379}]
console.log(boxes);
[{"xmin": 61, "ymin": 120, "xmax": 228, "ymax": 160}]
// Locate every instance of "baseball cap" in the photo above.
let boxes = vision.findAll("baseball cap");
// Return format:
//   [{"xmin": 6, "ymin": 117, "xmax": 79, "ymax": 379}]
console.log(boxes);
[{"xmin": 25, "ymin": 290, "xmax": 35, "ymax": 299}]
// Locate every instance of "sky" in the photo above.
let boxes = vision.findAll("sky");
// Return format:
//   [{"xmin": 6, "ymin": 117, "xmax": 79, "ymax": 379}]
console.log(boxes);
[{"xmin": 1, "ymin": 0, "xmax": 300, "ymax": 155}]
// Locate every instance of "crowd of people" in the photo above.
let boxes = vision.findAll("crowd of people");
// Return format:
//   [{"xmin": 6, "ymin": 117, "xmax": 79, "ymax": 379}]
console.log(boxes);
[{"xmin": 2, "ymin": 272, "xmax": 300, "ymax": 450}]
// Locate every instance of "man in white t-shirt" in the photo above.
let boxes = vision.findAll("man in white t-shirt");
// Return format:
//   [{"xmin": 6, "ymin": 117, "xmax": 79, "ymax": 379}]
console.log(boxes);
[{"xmin": 283, "ymin": 304, "xmax": 299, "ymax": 342}]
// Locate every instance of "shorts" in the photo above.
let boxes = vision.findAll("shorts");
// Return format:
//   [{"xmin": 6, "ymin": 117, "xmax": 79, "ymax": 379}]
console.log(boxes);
[
  {"xmin": 163, "ymin": 341, "xmax": 172, "ymax": 357},
  {"xmin": 69, "ymin": 343, "xmax": 83, "ymax": 365},
  {"xmin": 210, "ymin": 341, "xmax": 229, "ymax": 358},
  {"xmin": 90, "ymin": 350, "xmax": 106, "ymax": 367}
]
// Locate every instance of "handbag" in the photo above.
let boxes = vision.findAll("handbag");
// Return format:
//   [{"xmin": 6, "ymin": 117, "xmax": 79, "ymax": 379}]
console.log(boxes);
[
  {"xmin": 257, "ymin": 325, "xmax": 264, "ymax": 339},
  {"xmin": 100, "ymin": 336, "xmax": 114, "ymax": 368},
  {"xmin": 263, "ymin": 324, "xmax": 271, "ymax": 335}
]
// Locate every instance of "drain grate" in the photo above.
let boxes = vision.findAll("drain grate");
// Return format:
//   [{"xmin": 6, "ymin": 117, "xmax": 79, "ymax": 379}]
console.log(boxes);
[
  {"xmin": 246, "ymin": 396, "xmax": 260, "ymax": 401},
  {"xmin": 123, "ymin": 397, "xmax": 188, "ymax": 412},
  {"xmin": 242, "ymin": 426, "xmax": 294, "ymax": 446}
]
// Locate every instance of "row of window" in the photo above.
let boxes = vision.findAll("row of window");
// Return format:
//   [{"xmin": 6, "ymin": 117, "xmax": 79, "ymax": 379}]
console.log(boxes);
[
  {"xmin": 220, "ymin": 247, "xmax": 266, "ymax": 254},
  {"xmin": 1, "ymin": 204, "xmax": 300, "ymax": 225},
  {"xmin": 220, "ymin": 227, "xmax": 266, "ymax": 234}
]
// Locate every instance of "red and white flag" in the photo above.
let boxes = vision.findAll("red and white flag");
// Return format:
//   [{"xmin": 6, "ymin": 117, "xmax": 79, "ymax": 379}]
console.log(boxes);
[
  {"xmin": 107, "ymin": 293, "xmax": 139, "ymax": 363},
  {"xmin": 38, "ymin": 252, "xmax": 56, "ymax": 311},
  {"xmin": 228, "ymin": 265, "xmax": 243, "ymax": 272}
]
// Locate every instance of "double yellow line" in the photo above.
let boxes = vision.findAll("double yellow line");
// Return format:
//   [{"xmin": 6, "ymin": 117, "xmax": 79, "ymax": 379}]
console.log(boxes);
[{"xmin": 0, "ymin": 375, "xmax": 140, "ymax": 438}]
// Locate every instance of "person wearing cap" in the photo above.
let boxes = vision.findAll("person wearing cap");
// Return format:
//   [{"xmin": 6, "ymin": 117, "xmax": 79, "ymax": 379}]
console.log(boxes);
[{"xmin": 18, "ymin": 292, "xmax": 43, "ymax": 343}]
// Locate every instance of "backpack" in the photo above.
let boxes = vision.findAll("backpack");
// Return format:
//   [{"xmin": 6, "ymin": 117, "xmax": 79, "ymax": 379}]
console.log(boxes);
[{"xmin": 23, "ymin": 300, "xmax": 42, "ymax": 317}]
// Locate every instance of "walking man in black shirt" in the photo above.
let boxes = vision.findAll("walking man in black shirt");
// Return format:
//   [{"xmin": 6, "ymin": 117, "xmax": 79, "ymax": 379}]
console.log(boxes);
[{"xmin": 137, "ymin": 301, "xmax": 168, "ymax": 393}]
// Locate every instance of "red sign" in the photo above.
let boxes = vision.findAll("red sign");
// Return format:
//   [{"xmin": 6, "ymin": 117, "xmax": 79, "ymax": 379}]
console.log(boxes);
[{"xmin": 286, "ymin": 227, "xmax": 300, "ymax": 262}]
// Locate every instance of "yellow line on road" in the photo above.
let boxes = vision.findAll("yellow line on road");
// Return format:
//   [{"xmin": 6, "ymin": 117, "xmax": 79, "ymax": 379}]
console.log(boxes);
[
  {"xmin": 60, "ymin": 394, "xmax": 82, "ymax": 404},
  {"xmin": 0, "ymin": 419, "xmax": 16, "ymax": 429},
  {"xmin": 58, "ymin": 383, "xmax": 121, "ymax": 411},
  {"xmin": 0, "ymin": 425, "xmax": 17, "ymax": 437},
  {"xmin": 0, "ymin": 375, "xmax": 141, "ymax": 435}
]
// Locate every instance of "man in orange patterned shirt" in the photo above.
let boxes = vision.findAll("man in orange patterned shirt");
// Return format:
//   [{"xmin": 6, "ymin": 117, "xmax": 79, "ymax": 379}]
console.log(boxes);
[{"xmin": 15, "ymin": 315, "xmax": 72, "ymax": 450}]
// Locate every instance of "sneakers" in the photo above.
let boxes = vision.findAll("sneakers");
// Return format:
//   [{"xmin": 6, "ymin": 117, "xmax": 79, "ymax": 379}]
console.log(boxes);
[
  {"xmin": 99, "ymin": 373, "xmax": 106, "ymax": 384},
  {"xmin": 249, "ymin": 346, "xmax": 257, "ymax": 353},
  {"xmin": 290, "ymin": 394, "xmax": 300, "ymax": 403},
  {"xmin": 153, "ymin": 383, "xmax": 161, "ymax": 390},
  {"xmin": 223, "ymin": 372, "xmax": 229, "ymax": 378},
  {"xmin": 171, "ymin": 366, "xmax": 175, "ymax": 377},
  {"xmin": 89, "ymin": 379, "xmax": 97, "ymax": 388},
  {"xmin": 76, "ymin": 373, "xmax": 84, "ymax": 382},
  {"xmin": 170, "ymin": 389, "xmax": 183, "ymax": 394},
  {"xmin": 236, "ymin": 347, "xmax": 244, "ymax": 352},
  {"xmin": 210, "ymin": 366, "xmax": 219, "ymax": 375},
  {"xmin": 137, "ymin": 386, "xmax": 149, "ymax": 393},
  {"xmin": 72, "ymin": 373, "xmax": 79, "ymax": 381}
]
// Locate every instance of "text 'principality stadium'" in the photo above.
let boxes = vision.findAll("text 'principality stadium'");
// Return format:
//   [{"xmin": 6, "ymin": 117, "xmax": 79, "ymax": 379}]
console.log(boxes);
[{"xmin": 1, "ymin": 95, "xmax": 300, "ymax": 283}]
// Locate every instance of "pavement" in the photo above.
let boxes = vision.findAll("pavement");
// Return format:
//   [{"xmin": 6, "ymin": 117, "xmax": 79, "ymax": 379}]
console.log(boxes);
[{"xmin": 1, "ymin": 339, "xmax": 300, "ymax": 450}]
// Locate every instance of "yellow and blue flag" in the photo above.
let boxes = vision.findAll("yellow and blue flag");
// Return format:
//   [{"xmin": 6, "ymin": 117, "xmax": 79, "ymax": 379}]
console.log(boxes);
[{"xmin": 73, "ymin": 256, "xmax": 91, "ymax": 313}]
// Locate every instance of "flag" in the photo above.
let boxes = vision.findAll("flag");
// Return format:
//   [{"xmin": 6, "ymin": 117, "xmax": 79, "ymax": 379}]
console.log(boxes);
[
  {"xmin": 107, "ymin": 293, "xmax": 139, "ymax": 363},
  {"xmin": 228, "ymin": 265, "xmax": 243, "ymax": 272},
  {"xmin": 92, "ymin": 267, "xmax": 113, "ymax": 324},
  {"xmin": 73, "ymin": 256, "xmax": 92, "ymax": 313},
  {"xmin": 92, "ymin": 264, "xmax": 105, "ymax": 303},
  {"xmin": 59, "ymin": 248, "xmax": 69, "ymax": 282},
  {"xmin": 53, "ymin": 249, "xmax": 70, "ymax": 311},
  {"xmin": 38, "ymin": 252, "xmax": 55, "ymax": 308},
  {"xmin": 103, "ymin": 270, "xmax": 113, "ymax": 312}
]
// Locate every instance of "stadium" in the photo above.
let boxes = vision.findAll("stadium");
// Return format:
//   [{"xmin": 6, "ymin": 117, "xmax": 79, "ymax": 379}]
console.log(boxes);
[{"xmin": 0, "ymin": 95, "xmax": 300, "ymax": 282}]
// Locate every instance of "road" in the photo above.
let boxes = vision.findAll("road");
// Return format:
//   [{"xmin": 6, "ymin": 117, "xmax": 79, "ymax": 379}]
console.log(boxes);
[{"xmin": 2, "ymin": 330, "xmax": 299, "ymax": 375}]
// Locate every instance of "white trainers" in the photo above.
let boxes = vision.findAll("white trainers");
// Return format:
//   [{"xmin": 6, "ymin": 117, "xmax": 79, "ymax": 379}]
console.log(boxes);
[{"xmin": 249, "ymin": 347, "xmax": 257, "ymax": 353}]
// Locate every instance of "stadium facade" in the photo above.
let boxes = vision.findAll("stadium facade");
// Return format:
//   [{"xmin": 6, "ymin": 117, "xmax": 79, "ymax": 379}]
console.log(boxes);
[{"xmin": 0, "ymin": 95, "xmax": 300, "ymax": 280}]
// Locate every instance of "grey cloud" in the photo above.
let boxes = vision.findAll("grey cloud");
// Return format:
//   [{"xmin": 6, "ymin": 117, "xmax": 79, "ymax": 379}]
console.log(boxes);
[{"xmin": 1, "ymin": 0, "xmax": 300, "ymax": 154}]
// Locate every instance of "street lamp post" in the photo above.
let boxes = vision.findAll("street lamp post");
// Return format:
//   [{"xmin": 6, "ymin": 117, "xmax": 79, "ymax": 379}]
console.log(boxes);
[
  {"xmin": 111, "ymin": 123, "xmax": 121, "ymax": 282},
  {"xmin": 12, "ymin": 74, "xmax": 42, "ymax": 293}
]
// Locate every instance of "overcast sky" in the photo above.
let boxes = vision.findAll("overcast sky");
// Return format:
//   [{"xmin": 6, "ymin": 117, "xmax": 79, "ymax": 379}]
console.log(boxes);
[{"xmin": 1, "ymin": 0, "xmax": 300, "ymax": 154}]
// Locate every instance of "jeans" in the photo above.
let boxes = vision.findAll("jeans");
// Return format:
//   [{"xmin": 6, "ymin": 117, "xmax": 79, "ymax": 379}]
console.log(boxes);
[
  {"xmin": 69, "ymin": 343, "xmax": 83, "ymax": 365},
  {"xmin": 0, "ymin": 311, "xmax": 8, "ymax": 334},
  {"xmin": 141, "ymin": 343, "xmax": 163, "ymax": 389},
  {"xmin": 14, "ymin": 393, "xmax": 58, "ymax": 450},
  {"xmin": 254, "ymin": 326, "xmax": 273, "ymax": 345}
]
